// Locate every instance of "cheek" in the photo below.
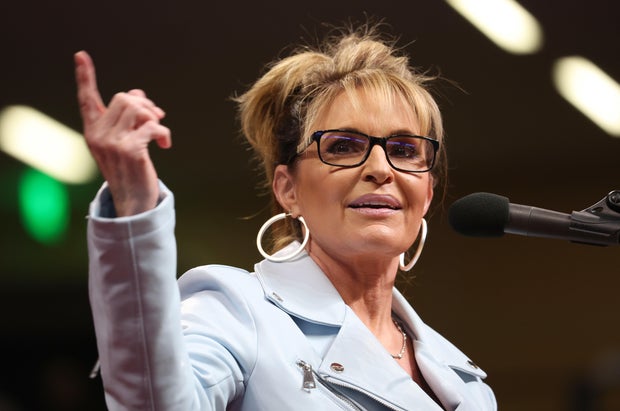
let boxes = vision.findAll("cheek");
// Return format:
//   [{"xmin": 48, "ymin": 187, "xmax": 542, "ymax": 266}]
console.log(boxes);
[
  {"xmin": 299, "ymin": 178, "xmax": 342, "ymax": 210},
  {"xmin": 295, "ymin": 171, "xmax": 328, "ymax": 210},
  {"xmin": 404, "ymin": 177, "xmax": 433, "ymax": 214},
  {"xmin": 295, "ymin": 171, "xmax": 354, "ymax": 223}
]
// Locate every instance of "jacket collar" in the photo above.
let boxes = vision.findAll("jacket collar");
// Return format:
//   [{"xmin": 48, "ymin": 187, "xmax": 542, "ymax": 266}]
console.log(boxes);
[
  {"xmin": 254, "ymin": 242, "xmax": 487, "ymax": 382},
  {"xmin": 254, "ymin": 243, "xmax": 346, "ymax": 326},
  {"xmin": 392, "ymin": 290, "xmax": 487, "ymax": 380},
  {"xmin": 255, "ymin": 242, "xmax": 490, "ymax": 410}
]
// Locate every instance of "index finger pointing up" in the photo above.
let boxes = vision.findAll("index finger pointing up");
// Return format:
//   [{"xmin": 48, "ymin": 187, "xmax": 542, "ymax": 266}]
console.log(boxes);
[{"xmin": 75, "ymin": 50, "xmax": 106, "ymax": 125}]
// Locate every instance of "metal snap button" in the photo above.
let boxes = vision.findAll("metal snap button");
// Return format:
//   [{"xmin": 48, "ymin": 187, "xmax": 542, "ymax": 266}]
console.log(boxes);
[
  {"xmin": 330, "ymin": 363, "xmax": 344, "ymax": 373},
  {"xmin": 271, "ymin": 292, "xmax": 284, "ymax": 302}
]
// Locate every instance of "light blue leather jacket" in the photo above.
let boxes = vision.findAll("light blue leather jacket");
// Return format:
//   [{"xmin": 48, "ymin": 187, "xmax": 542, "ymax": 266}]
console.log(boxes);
[{"xmin": 87, "ymin": 183, "xmax": 497, "ymax": 411}]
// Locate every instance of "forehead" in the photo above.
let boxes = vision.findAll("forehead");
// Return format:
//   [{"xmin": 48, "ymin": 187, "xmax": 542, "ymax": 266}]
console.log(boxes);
[{"xmin": 313, "ymin": 88, "xmax": 421, "ymax": 135}]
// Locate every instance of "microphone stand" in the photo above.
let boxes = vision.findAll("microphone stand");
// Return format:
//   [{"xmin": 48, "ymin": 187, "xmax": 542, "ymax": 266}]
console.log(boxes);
[{"xmin": 569, "ymin": 190, "xmax": 620, "ymax": 246}]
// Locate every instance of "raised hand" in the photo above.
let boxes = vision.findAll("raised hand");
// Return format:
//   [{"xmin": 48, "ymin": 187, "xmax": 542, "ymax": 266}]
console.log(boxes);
[{"xmin": 75, "ymin": 51, "xmax": 172, "ymax": 216}]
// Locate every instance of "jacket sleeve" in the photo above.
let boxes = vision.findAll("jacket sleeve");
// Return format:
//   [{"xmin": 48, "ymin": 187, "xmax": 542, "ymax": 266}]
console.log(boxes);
[{"xmin": 87, "ymin": 182, "xmax": 241, "ymax": 410}]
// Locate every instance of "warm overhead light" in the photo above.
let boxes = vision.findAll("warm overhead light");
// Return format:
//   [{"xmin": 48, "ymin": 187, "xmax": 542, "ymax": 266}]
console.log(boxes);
[
  {"xmin": 0, "ymin": 105, "xmax": 97, "ymax": 184},
  {"xmin": 553, "ymin": 56, "xmax": 620, "ymax": 137},
  {"xmin": 445, "ymin": 0, "xmax": 543, "ymax": 55}
]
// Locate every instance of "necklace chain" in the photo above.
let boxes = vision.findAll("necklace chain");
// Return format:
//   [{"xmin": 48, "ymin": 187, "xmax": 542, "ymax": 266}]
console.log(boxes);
[{"xmin": 391, "ymin": 319, "xmax": 407, "ymax": 359}]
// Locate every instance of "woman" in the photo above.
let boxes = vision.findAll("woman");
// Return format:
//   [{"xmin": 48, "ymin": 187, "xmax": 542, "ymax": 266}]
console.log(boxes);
[{"xmin": 77, "ymin": 24, "xmax": 496, "ymax": 410}]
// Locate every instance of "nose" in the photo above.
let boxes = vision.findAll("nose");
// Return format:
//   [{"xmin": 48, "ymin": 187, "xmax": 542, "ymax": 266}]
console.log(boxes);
[{"xmin": 362, "ymin": 145, "xmax": 393, "ymax": 184}]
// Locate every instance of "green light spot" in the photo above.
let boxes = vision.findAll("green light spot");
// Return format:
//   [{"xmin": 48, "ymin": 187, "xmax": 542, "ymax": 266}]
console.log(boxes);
[{"xmin": 18, "ymin": 168, "xmax": 69, "ymax": 244}]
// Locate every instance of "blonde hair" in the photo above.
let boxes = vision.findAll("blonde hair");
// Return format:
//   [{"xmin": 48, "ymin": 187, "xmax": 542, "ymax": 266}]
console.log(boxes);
[{"xmin": 234, "ymin": 23, "xmax": 447, "ymax": 252}]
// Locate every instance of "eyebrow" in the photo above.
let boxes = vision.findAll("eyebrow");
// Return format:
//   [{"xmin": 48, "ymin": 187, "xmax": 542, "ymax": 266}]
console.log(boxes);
[{"xmin": 332, "ymin": 127, "xmax": 421, "ymax": 137}]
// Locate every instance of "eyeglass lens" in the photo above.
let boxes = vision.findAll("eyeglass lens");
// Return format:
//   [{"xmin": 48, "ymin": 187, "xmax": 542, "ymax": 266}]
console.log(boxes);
[{"xmin": 318, "ymin": 131, "xmax": 434, "ymax": 172}]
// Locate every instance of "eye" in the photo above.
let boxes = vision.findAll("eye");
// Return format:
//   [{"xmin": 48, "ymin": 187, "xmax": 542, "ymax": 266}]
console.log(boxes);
[
  {"xmin": 322, "ymin": 134, "xmax": 367, "ymax": 156},
  {"xmin": 387, "ymin": 139, "xmax": 419, "ymax": 159}
]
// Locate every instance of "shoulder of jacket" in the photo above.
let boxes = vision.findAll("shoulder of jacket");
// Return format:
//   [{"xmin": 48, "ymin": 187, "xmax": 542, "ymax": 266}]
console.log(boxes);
[{"xmin": 177, "ymin": 264, "xmax": 258, "ymax": 299}]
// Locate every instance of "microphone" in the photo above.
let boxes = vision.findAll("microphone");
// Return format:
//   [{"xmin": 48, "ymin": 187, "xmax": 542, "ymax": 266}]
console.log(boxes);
[{"xmin": 448, "ymin": 192, "xmax": 620, "ymax": 246}]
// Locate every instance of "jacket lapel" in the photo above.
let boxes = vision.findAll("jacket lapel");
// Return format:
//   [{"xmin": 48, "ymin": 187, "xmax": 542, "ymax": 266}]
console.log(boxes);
[
  {"xmin": 318, "ymin": 306, "xmax": 446, "ymax": 410},
  {"xmin": 254, "ymin": 245, "xmax": 345, "ymax": 326},
  {"xmin": 255, "ymin": 243, "xmax": 488, "ymax": 411},
  {"xmin": 392, "ymin": 290, "xmax": 488, "ymax": 411}
]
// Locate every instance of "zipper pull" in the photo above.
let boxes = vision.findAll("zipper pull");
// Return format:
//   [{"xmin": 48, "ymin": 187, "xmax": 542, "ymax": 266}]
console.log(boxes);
[{"xmin": 297, "ymin": 360, "xmax": 316, "ymax": 390}]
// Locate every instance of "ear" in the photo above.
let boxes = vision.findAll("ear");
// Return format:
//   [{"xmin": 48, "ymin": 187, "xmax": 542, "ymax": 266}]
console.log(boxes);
[
  {"xmin": 422, "ymin": 177, "xmax": 434, "ymax": 216},
  {"xmin": 273, "ymin": 165, "xmax": 301, "ymax": 217}
]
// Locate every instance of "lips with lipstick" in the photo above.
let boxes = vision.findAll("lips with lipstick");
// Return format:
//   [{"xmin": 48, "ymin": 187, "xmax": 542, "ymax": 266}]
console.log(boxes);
[{"xmin": 348, "ymin": 194, "xmax": 402, "ymax": 210}]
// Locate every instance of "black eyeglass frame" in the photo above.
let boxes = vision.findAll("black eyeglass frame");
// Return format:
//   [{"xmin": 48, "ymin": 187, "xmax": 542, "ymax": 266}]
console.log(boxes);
[{"xmin": 309, "ymin": 129, "xmax": 440, "ymax": 173}]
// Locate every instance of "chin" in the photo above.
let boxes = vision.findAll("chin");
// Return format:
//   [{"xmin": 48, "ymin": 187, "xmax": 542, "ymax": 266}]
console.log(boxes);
[{"xmin": 349, "ymin": 230, "xmax": 408, "ymax": 254}]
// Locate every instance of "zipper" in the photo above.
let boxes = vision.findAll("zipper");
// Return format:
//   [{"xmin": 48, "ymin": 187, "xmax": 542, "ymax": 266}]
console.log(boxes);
[
  {"xmin": 322, "ymin": 376, "xmax": 404, "ymax": 411},
  {"xmin": 296, "ymin": 360, "xmax": 409, "ymax": 411},
  {"xmin": 297, "ymin": 360, "xmax": 316, "ymax": 389},
  {"xmin": 296, "ymin": 360, "xmax": 366, "ymax": 411}
]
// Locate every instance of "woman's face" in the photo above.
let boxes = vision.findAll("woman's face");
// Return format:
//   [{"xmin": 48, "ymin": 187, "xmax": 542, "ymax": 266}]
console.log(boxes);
[{"xmin": 274, "ymin": 89, "xmax": 434, "ymax": 262}]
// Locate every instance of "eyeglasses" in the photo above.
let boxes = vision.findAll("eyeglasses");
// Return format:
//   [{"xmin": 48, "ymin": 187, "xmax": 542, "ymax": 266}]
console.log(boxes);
[{"xmin": 309, "ymin": 129, "xmax": 439, "ymax": 173}]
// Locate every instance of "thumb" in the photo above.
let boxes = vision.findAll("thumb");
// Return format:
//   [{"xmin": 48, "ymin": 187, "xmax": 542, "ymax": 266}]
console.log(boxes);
[{"xmin": 74, "ymin": 50, "xmax": 106, "ymax": 125}]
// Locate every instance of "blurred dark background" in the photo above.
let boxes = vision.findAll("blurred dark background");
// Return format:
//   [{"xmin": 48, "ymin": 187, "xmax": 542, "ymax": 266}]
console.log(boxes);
[{"xmin": 0, "ymin": 0, "xmax": 618, "ymax": 409}]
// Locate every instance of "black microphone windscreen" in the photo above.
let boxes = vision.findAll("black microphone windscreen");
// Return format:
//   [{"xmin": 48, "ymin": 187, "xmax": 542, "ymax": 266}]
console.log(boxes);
[{"xmin": 448, "ymin": 192, "xmax": 510, "ymax": 237}]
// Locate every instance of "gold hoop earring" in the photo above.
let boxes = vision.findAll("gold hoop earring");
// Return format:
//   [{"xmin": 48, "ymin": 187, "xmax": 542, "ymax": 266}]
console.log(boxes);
[
  {"xmin": 399, "ymin": 218, "xmax": 427, "ymax": 272},
  {"xmin": 256, "ymin": 213, "xmax": 310, "ymax": 262}
]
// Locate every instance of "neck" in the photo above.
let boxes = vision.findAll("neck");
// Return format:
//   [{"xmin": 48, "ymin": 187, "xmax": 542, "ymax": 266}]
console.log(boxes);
[
  {"xmin": 306, "ymin": 240, "xmax": 411, "ymax": 366},
  {"xmin": 306, "ymin": 239, "xmax": 398, "ymax": 332}
]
